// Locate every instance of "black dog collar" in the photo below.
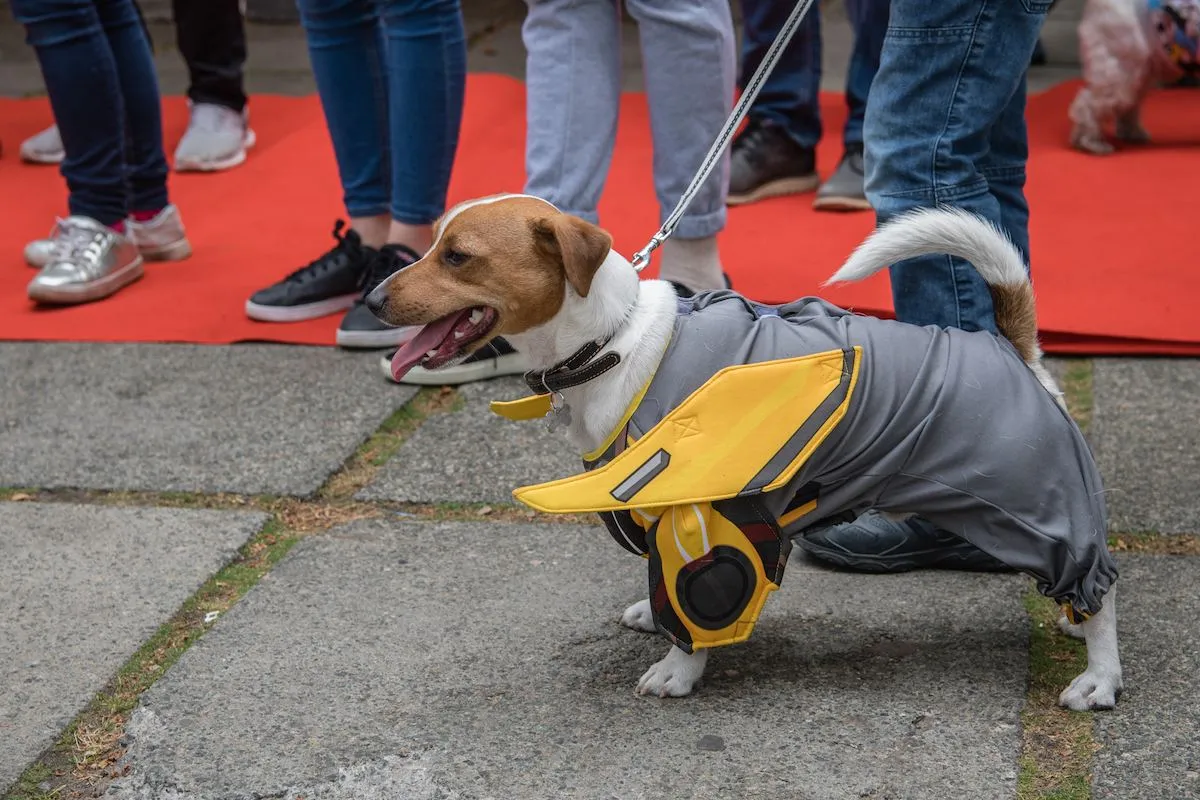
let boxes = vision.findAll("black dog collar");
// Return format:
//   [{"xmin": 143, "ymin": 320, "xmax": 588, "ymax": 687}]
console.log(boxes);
[{"xmin": 524, "ymin": 338, "xmax": 622, "ymax": 395}]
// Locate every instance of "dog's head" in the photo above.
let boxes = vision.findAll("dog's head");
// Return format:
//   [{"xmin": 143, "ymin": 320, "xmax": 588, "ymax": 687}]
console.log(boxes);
[{"xmin": 366, "ymin": 194, "xmax": 613, "ymax": 381}]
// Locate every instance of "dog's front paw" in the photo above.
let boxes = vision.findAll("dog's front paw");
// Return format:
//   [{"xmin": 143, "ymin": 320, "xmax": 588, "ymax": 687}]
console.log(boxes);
[
  {"xmin": 1059, "ymin": 667, "xmax": 1123, "ymax": 711},
  {"xmin": 1073, "ymin": 135, "xmax": 1115, "ymax": 155},
  {"xmin": 620, "ymin": 598, "xmax": 657, "ymax": 633},
  {"xmin": 636, "ymin": 647, "xmax": 708, "ymax": 698}
]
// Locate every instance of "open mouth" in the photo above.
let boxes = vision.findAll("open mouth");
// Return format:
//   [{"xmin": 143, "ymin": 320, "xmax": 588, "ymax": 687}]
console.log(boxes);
[{"xmin": 389, "ymin": 305, "xmax": 498, "ymax": 381}]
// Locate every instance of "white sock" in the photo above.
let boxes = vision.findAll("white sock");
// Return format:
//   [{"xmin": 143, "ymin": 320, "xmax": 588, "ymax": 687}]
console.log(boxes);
[{"xmin": 658, "ymin": 236, "xmax": 726, "ymax": 292}]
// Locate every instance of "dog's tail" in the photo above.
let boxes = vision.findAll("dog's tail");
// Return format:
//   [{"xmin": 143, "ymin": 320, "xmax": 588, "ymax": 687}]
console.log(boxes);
[{"xmin": 826, "ymin": 207, "xmax": 1064, "ymax": 406}]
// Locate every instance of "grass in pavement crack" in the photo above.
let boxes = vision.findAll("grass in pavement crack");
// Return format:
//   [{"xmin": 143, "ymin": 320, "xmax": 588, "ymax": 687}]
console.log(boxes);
[
  {"xmin": 1059, "ymin": 359, "xmax": 1094, "ymax": 435},
  {"xmin": 3, "ymin": 519, "xmax": 299, "ymax": 800},
  {"xmin": 1016, "ymin": 587, "xmax": 1096, "ymax": 800},
  {"xmin": 318, "ymin": 386, "xmax": 464, "ymax": 501}
]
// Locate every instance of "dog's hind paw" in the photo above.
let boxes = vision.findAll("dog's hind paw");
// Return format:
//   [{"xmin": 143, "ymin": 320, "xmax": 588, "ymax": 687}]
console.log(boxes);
[
  {"xmin": 636, "ymin": 647, "xmax": 707, "ymax": 698},
  {"xmin": 1059, "ymin": 668, "xmax": 1123, "ymax": 711},
  {"xmin": 620, "ymin": 599, "xmax": 656, "ymax": 633}
]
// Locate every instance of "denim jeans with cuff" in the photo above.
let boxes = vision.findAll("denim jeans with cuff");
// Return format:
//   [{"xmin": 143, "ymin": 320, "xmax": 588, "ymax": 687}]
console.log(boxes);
[{"xmin": 863, "ymin": 0, "xmax": 1048, "ymax": 332}]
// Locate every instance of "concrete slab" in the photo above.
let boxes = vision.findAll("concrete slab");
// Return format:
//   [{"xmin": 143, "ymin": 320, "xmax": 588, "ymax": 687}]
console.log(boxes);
[
  {"xmin": 0, "ymin": 343, "xmax": 415, "ymax": 496},
  {"xmin": 1092, "ymin": 555, "xmax": 1200, "ymax": 799},
  {"xmin": 358, "ymin": 377, "xmax": 580, "ymax": 505},
  {"xmin": 0, "ymin": 502, "xmax": 265, "ymax": 794},
  {"xmin": 1091, "ymin": 359, "xmax": 1200, "ymax": 533},
  {"xmin": 108, "ymin": 518, "xmax": 1029, "ymax": 800}
]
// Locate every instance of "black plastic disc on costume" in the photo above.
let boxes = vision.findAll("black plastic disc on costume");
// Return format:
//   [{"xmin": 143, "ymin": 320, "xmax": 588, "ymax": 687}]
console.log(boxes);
[{"xmin": 676, "ymin": 546, "xmax": 756, "ymax": 630}]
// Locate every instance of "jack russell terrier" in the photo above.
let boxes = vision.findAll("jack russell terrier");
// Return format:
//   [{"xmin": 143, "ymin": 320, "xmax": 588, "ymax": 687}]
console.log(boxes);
[{"xmin": 365, "ymin": 194, "xmax": 1123, "ymax": 712}]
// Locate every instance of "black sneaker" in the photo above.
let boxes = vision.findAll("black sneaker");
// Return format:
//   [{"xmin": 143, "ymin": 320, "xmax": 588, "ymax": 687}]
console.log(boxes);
[
  {"xmin": 245, "ymin": 220, "xmax": 375, "ymax": 322},
  {"xmin": 727, "ymin": 118, "xmax": 819, "ymax": 206},
  {"xmin": 379, "ymin": 336, "xmax": 528, "ymax": 386},
  {"xmin": 795, "ymin": 510, "xmax": 1012, "ymax": 574},
  {"xmin": 337, "ymin": 242, "xmax": 422, "ymax": 349}
]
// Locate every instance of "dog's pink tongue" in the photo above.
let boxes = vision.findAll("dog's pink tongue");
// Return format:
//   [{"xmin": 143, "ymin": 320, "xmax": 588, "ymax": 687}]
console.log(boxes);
[{"xmin": 389, "ymin": 313, "xmax": 463, "ymax": 381}]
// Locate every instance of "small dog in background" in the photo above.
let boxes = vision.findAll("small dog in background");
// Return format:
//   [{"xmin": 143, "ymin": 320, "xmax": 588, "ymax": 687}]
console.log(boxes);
[{"xmin": 1070, "ymin": 0, "xmax": 1200, "ymax": 154}]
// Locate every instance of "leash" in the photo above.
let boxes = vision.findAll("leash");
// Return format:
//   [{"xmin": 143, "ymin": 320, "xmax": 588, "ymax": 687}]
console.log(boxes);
[{"xmin": 629, "ymin": 0, "xmax": 817, "ymax": 272}]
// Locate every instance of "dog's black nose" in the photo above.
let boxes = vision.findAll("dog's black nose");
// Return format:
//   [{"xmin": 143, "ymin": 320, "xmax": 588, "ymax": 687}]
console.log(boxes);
[{"xmin": 364, "ymin": 288, "xmax": 388, "ymax": 318}]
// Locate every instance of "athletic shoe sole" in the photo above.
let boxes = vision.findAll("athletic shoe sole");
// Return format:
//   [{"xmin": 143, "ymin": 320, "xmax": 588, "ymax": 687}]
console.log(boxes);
[
  {"xmin": 174, "ymin": 129, "xmax": 257, "ymax": 173},
  {"xmin": 812, "ymin": 194, "xmax": 873, "ymax": 212},
  {"xmin": 727, "ymin": 174, "xmax": 820, "ymax": 206},
  {"xmin": 27, "ymin": 257, "xmax": 145, "ymax": 305},
  {"xmin": 245, "ymin": 292, "xmax": 359, "ymax": 323},
  {"xmin": 336, "ymin": 325, "xmax": 420, "ymax": 350},
  {"xmin": 380, "ymin": 350, "xmax": 529, "ymax": 386}
]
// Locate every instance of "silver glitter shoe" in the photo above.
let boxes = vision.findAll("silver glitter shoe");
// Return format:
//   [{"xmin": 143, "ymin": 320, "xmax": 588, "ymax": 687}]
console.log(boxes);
[
  {"xmin": 26, "ymin": 217, "xmax": 144, "ymax": 305},
  {"xmin": 24, "ymin": 204, "xmax": 190, "ymax": 268}
]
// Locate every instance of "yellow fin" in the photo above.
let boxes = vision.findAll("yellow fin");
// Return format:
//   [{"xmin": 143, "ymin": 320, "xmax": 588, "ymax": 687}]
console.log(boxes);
[
  {"xmin": 513, "ymin": 347, "xmax": 861, "ymax": 513},
  {"xmin": 490, "ymin": 394, "xmax": 553, "ymax": 421}
]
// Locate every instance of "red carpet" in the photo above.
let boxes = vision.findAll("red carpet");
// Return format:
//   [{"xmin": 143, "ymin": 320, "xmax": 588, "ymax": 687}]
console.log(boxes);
[{"xmin": 2, "ymin": 74, "xmax": 1198, "ymax": 355}]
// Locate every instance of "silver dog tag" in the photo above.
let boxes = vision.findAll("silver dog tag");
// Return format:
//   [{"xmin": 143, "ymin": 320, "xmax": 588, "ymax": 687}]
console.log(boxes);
[{"xmin": 546, "ymin": 392, "xmax": 572, "ymax": 433}]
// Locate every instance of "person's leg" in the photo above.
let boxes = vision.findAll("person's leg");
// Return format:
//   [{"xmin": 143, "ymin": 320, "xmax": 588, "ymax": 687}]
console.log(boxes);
[
  {"xmin": 172, "ymin": 0, "xmax": 247, "ymax": 112},
  {"xmin": 866, "ymin": 0, "xmax": 1045, "ymax": 332},
  {"xmin": 379, "ymin": 0, "xmax": 465, "ymax": 253},
  {"xmin": 171, "ymin": 0, "xmax": 255, "ymax": 171},
  {"xmin": 727, "ymin": 0, "xmax": 821, "ymax": 205},
  {"xmin": 96, "ymin": 0, "xmax": 191, "ymax": 260},
  {"xmin": 627, "ymin": 0, "xmax": 735, "ymax": 293},
  {"xmin": 245, "ymin": 0, "xmax": 390, "ymax": 324},
  {"xmin": 336, "ymin": 0, "xmax": 466, "ymax": 349},
  {"xmin": 12, "ymin": 0, "xmax": 159, "ymax": 303},
  {"xmin": 812, "ymin": 0, "xmax": 887, "ymax": 211},
  {"xmin": 798, "ymin": 0, "xmax": 1048, "ymax": 573},
  {"xmin": 521, "ymin": 0, "xmax": 622, "ymax": 225},
  {"xmin": 13, "ymin": 0, "xmax": 131, "ymax": 226}
]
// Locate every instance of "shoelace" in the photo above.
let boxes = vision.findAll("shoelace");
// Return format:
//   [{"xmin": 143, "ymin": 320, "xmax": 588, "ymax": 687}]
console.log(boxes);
[
  {"xmin": 360, "ymin": 244, "xmax": 421, "ymax": 296},
  {"xmin": 51, "ymin": 220, "xmax": 111, "ymax": 271},
  {"xmin": 281, "ymin": 220, "xmax": 362, "ymax": 284}
]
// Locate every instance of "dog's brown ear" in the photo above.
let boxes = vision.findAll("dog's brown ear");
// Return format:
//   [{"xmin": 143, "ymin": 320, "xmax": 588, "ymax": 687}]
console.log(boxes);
[{"xmin": 531, "ymin": 214, "xmax": 613, "ymax": 298}]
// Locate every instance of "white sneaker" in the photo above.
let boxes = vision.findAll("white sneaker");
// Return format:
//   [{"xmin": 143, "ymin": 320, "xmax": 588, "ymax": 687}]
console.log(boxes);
[
  {"xmin": 20, "ymin": 125, "xmax": 64, "ymax": 165},
  {"xmin": 173, "ymin": 103, "xmax": 256, "ymax": 172},
  {"xmin": 24, "ymin": 204, "xmax": 191, "ymax": 268}
]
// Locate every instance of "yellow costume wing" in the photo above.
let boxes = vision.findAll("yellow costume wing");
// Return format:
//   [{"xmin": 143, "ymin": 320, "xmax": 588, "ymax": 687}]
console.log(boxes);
[{"xmin": 509, "ymin": 347, "xmax": 861, "ymax": 514}]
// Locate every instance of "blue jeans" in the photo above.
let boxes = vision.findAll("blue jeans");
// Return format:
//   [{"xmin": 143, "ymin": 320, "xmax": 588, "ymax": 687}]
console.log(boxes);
[
  {"xmin": 863, "ymin": 0, "xmax": 1048, "ymax": 333},
  {"xmin": 11, "ymin": 0, "xmax": 170, "ymax": 226},
  {"xmin": 739, "ymin": 0, "xmax": 888, "ymax": 150},
  {"xmin": 297, "ymin": 0, "xmax": 466, "ymax": 225}
]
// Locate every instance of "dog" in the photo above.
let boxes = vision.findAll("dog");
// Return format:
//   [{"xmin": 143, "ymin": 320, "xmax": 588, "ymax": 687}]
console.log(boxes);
[
  {"xmin": 1070, "ymin": 0, "xmax": 1200, "ymax": 154},
  {"xmin": 365, "ymin": 194, "xmax": 1123, "ymax": 711}
]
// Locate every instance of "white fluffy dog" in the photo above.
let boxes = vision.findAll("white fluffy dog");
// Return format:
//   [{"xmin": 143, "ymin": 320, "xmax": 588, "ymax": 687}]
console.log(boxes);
[{"xmin": 1070, "ymin": 0, "xmax": 1200, "ymax": 154}]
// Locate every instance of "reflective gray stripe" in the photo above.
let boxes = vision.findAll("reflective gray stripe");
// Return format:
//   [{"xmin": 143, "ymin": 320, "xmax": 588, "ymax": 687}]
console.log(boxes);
[
  {"xmin": 742, "ymin": 348, "xmax": 857, "ymax": 495},
  {"xmin": 611, "ymin": 449, "xmax": 671, "ymax": 503}
]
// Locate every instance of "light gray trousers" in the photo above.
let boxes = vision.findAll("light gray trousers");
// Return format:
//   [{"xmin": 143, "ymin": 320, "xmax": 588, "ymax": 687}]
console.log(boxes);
[{"xmin": 521, "ymin": 0, "xmax": 735, "ymax": 239}]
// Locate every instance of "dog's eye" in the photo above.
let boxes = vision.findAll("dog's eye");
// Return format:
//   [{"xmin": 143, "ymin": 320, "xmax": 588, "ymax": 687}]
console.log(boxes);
[{"xmin": 443, "ymin": 249, "xmax": 470, "ymax": 267}]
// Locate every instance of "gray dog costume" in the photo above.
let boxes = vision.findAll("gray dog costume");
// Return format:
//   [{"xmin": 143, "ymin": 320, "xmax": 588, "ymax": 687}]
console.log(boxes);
[{"xmin": 510, "ymin": 291, "xmax": 1117, "ymax": 652}]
